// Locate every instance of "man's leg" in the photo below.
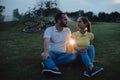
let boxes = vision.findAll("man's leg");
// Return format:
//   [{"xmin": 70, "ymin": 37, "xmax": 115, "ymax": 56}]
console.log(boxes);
[
  {"xmin": 54, "ymin": 52, "xmax": 76, "ymax": 65},
  {"xmin": 41, "ymin": 51, "xmax": 62, "ymax": 75}
]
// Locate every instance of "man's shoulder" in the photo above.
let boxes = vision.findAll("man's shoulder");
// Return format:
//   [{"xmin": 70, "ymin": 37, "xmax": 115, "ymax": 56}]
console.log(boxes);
[
  {"xmin": 43, "ymin": 26, "xmax": 55, "ymax": 38},
  {"xmin": 64, "ymin": 27, "xmax": 71, "ymax": 32},
  {"xmin": 45, "ymin": 26, "xmax": 55, "ymax": 31},
  {"xmin": 65, "ymin": 27, "xmax": 70, "ymax": 30},
  {"xmin": 46, "ymin": 26, "xmax": 55, "ymax": 29}
]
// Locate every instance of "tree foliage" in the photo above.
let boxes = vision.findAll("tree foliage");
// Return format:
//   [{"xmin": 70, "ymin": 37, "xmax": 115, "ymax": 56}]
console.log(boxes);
[
  {"xmin": 24, "ymin": 0, "xmax": 61, "ymax": 18},
  {"xmin": 13, "ymin": 8, "xmax": 21, "ymax": 19},
  {"xmin": 0, "ymin": 5, "xmax": 5, "ymax": 16},
  {"xmin": 0, "ymin": 5, "xmax": 5, "ymax": 22},
  {"xmin": 68, "ymin": 10, "xmax": 120, "ymax": 22}
]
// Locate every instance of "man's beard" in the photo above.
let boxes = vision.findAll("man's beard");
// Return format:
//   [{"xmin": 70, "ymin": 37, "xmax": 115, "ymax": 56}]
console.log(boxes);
[{"xmin": 60, "ymin": 22, "xmax": 68, "ymax": 27}]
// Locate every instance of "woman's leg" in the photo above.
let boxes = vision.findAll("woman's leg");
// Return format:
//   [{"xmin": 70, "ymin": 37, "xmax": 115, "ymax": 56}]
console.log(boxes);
[
  {"xmin": 87, "ymin": 45, "xmax": 95, "ymax": 63},
  {"xmin": 80, "ymin": 52, "xmax": 93, "ymax": 67}
]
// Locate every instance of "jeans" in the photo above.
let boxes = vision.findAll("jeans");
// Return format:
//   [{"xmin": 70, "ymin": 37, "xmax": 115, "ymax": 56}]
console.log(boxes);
[
  {"xmin": 41, "ymin": 51, "xmax": 76, "ymax": 70},
  {"xmin": 41, "ymin": 45, "xmax": 94, "ymax": 70},
  {"xmin": 76, "ymin": 45, "xmax": 95, "ymax": 67}
]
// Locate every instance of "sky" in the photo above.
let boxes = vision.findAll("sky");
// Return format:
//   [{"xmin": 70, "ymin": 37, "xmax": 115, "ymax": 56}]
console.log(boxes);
[{"xmin": 0, "ymin": 0, "xmax": 120, "ymax": 15}]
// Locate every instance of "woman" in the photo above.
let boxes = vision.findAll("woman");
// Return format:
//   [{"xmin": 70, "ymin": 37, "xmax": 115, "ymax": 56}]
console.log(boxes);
[{"xmin": 71, "ymin": 16, "xmax": 104, "ymax": 77}]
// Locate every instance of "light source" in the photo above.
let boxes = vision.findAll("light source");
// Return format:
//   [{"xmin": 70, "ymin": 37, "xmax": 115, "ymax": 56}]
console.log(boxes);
[{"xmin": 69, "ymin": 38, "xmax": 75, "ymax": 45}]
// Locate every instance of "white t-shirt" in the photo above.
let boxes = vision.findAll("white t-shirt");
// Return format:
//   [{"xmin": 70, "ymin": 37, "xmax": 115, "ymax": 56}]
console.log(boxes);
[{"xmin": 43, "ymin": 26, "xmax": 71, "ymax": 52}]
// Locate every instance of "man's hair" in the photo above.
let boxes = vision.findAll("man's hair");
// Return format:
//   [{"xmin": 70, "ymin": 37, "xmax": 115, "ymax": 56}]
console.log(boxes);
[{"xmin": 54, "ymin": 13, "xmax": 66, "ymax": 23}]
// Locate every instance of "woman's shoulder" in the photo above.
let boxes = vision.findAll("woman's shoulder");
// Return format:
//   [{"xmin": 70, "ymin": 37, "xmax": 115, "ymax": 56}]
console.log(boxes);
[
  {"xmin": 72, "ymin": 31, "xmax": 79, "ymax": 38},
  {"xmin": 87, "ymin": 32, "xmax": 94, "ymax": 39},
  {"xmin": 72, "ymin": 31, "xmax": 79, "ymax": 35},
  {"xmin": 87, "ymin": 32, "xmax": 94, "ymax": 35}
]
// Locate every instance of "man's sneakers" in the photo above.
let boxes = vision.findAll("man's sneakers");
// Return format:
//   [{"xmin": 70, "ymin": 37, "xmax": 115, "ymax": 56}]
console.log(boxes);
[
  {"xmin": 41, "ymin": 68, "xmax": 62, "ymax": 75},
  {"xmin": 41, "ymin": 62, "xmax": 45, "ymax": 68},
  {"xmin": 41, "ymin": 62, "xmax": 62, "ymax": 75},
  {"xmin": 84, "ymin": 66, "xmax": 104, "ymax": 77}
]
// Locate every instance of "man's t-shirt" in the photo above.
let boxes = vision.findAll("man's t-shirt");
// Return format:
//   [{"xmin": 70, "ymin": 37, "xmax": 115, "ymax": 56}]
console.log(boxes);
[{"xmin": 43, "ymin": 26, "xmax": 71, "ymax": 52}]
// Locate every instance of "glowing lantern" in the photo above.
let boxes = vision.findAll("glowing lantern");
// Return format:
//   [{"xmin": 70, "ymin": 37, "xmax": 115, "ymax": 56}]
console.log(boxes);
[
  {"xmin": 69, "ymin": 38, "xmax": 75, "ymax": 45},
  {"xmin": 67, "ymin": 38, "xmax": 75, "ymax": 53}
]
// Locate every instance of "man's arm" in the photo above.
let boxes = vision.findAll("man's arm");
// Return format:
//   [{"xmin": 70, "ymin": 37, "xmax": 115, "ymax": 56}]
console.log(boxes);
[{"xmin": 43, "ymin": 38, "xmax": 50, "ymax": 60}]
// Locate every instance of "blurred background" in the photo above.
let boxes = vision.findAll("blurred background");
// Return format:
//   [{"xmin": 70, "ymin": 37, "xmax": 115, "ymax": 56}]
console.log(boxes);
[{"xmin": 0, "ymin": 0, "xmax": 120, "ymax": 22}]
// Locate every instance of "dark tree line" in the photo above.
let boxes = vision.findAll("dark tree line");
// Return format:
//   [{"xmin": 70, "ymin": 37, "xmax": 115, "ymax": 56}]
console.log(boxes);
[
  {"xmin": 11, "ymin": 0, "xmax": 120, "ymax": 22},
  {"xmin": 98, "ymin": 12, "xmax": 120, "ymax": 22},
  {"xmin": 2, "ymin": 0, "xmax": 119, "ymax": 23},
  {"xmin": 67, "ymin": 10, "xmax": 120, "ymax": 22}
]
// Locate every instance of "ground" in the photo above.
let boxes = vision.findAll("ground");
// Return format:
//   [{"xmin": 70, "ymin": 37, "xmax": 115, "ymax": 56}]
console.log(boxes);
[{"xmin": 0, "ymin": 21, "xmax": 120, "ymax": 80}]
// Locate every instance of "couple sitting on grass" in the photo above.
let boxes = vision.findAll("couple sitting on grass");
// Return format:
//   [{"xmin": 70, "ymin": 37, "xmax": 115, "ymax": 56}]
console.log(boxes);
[{"xmin": 41, "ymin": 12, "xmax": 104, "ymax": 77}]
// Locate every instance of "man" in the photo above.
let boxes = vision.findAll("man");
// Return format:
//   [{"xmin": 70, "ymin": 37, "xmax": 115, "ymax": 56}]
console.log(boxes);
[{"xmin": 41, "ymin": 13, "xmax": 76, "ymax": 75}]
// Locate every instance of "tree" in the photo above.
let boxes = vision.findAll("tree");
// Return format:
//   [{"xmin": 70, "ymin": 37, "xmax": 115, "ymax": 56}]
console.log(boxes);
[
  {"xmin": 110, "ymin": 12, "xmax": 120, "ymax": 22},
  {"xmin": 35, "ymin": 0, "xmax": 61, "ymax": 16},
  {"xmin": 0, "ymin": 5, "xmax": 5, "ymax": 22},
  {"xmin": 98, "ymin": 12, "xmax": 106, "ymax": 21},
  {"xmin": 0, "ymin": 5, "xmax": 5, "ymax": 16},
  {"xmin": 92, "ymin": 15, "xmax": 98, "ymax": 21},
  {"xmin": 13, "ymin": 8, "xmax": 21, "ymax": 19},
  {"xmin": 44, "ymin": 0, "xmax": 58, "ymax": 9},
  {"xmin": 84, "ymin": 11, "xmax": 93, "ymax": 21}
]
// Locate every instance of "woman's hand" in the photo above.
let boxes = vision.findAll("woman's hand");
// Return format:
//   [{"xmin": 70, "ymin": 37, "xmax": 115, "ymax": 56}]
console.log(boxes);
[
  {"xmin": 78, "ymin": 48, "xmax": 87, "ymax": 52},
  {"xmin": 75, "ymin": 46, "xmax": 87, "ymax": 52}
]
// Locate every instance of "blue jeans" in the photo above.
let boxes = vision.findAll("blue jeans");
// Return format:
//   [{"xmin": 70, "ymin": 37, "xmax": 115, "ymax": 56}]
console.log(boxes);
[
  {"xmin": 41, "ymin": 51, "xmax": 76, "ymax": 70},
  {"xmin": 76, "ymin": 45, "xmax": 95, "ymax": 68}
]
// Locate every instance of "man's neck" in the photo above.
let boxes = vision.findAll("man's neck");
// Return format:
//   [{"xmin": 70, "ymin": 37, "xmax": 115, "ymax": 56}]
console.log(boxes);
[{"xmin": 55, "ymin": 24, "xmax": 63, "ymax": 32}]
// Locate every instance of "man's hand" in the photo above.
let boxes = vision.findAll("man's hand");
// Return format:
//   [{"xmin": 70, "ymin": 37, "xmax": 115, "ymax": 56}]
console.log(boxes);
[
  {"xmin": 43, "ymin": 38, "xmax": 50, "ymax": 60},
  {"xmin": 43, "ymin": 52, "xmax": 50, "ymax": 61}
]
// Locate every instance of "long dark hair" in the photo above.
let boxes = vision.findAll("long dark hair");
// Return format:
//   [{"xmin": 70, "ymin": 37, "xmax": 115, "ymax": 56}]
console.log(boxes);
[{"xmin": 80, "ymin": 16, "xmax": 91, "ymax": 32}]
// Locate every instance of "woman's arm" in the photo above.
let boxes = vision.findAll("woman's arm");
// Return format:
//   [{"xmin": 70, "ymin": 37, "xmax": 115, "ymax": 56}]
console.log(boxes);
[
  {"xmin": 90, "ymin": 40, "xmax": 93, "ymax": 45},
  {"xmin": 74, "ymin": 45, "xmax": 87, "ymax": 53}
]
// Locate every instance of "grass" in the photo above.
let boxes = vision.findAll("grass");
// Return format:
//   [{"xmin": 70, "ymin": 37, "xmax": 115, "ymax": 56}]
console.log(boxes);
[{"xmin": 0, "ymin": 21, "xmax": 120, "ymax": 80}]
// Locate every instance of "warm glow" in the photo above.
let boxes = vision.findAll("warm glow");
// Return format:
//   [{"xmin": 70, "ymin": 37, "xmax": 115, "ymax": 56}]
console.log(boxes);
[
  {"xmin": 69, "ymin": 38, "xmax": 75, "ymax": 45},
  {"xmin": 67, "ymin": 38, "xmax": 76, "ymax": 53}
]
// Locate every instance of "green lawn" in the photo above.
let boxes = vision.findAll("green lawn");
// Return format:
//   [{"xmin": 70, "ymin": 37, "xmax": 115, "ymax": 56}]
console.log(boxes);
[{"xmin": 0, "ymin": 21, "xmax": 120, "ymax": 80}]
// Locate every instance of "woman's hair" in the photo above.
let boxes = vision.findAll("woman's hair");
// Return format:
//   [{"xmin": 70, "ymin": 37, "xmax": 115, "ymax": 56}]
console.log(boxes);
[{"xmin": 79, "ymin": 16, "xmax": 91, "ymax": 32}]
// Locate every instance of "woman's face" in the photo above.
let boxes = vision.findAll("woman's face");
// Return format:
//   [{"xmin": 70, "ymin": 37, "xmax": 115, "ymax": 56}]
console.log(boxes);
[{"xmin": 77, "ymin": 17, "xmax": 86, "ymax": 30}]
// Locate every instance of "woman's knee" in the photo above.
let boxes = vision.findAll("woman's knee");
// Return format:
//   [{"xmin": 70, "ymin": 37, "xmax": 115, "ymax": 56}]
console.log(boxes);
[{"xmin": 88, "ymin": 45, "xmax": 94, "ymax": 51}]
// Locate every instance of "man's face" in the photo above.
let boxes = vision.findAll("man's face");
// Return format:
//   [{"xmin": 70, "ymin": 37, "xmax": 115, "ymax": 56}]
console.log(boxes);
[{"xmin": 60, "ymin": 14, "xmax": 68, "ymax": 27}]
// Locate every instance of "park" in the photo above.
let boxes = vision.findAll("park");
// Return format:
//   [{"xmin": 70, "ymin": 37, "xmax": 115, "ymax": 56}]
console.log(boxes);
[
  {"xmin": 0, "ymin": 21, "xmax": 120, "ymax": 80},
  {"xmin": 0, "ymin": 0, "xmax": 120, "ymax": 80}
]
